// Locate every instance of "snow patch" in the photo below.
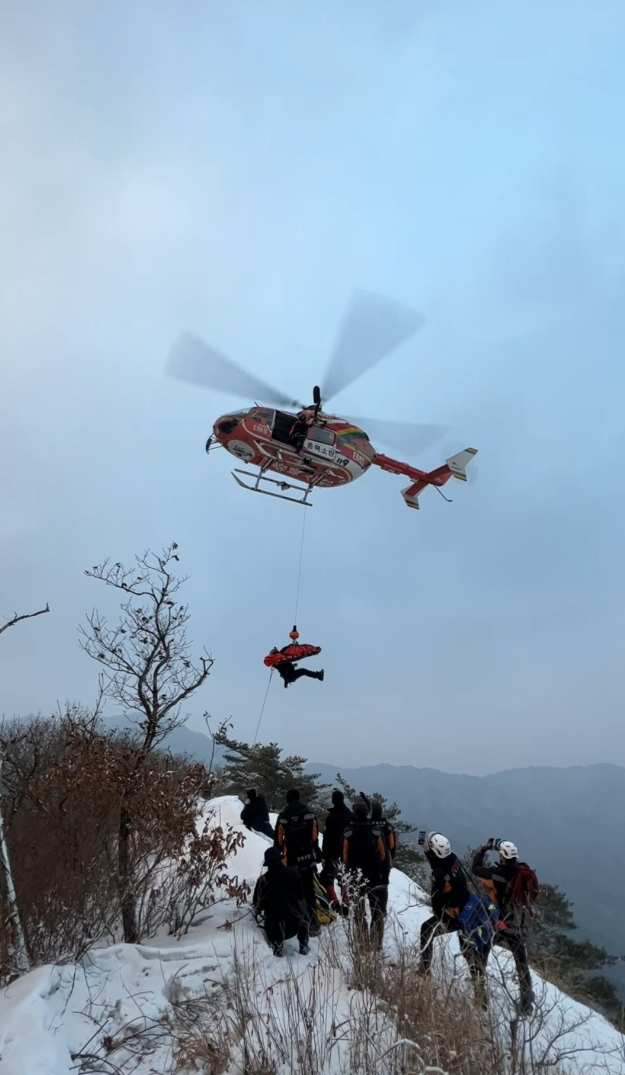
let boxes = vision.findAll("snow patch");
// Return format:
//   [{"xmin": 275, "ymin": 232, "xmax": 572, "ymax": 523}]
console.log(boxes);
[{"xmin": 0, "ymin": 796, "xmax": 623, "ymax": 1075}]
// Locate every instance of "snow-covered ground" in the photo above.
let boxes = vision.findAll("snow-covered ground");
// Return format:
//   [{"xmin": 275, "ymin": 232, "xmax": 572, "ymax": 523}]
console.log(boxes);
[{"xmin": 1, "ymin": 796, "xmax": 624, "ymax": 1074}]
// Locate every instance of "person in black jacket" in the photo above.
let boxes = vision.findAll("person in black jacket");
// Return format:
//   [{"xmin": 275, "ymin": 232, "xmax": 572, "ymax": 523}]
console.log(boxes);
[
  {"xmin": 370, "ymin": 801, "xmax": 397, "ymax": 878},
  {"xmin": 289, "ymin": 409, "xmax": 315, "ymax": 451},
  {"xmin": 275, "ymin": 789, "xmax": 321, "ymax": 934},
  {"xmin": 472, "ymin": 840, "xmax": 534, "ymax": 1015},
  {"xmin": 253, "ymin": 846, "xmax": 310, "ymax": 956},
  {"xmin": 419, "ymin": 832, "xmax": 489, "ymax": 1006},
  {"xmin": 321, "ymin": 790, "xmax": 354, "ymax": 904},
  {"xmin": 240, "ymin": 789, "xmax": 274, "ymax": 840},
  {"xmin": 342, "ymin": 801, "xmax": 391, "ymax": 947}
]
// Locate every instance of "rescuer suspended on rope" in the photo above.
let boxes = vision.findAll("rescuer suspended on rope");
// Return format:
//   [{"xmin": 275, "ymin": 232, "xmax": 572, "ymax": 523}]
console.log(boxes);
[{"xmin": 264, "ymin": 627, "xmax": 324, "ymax": 689}]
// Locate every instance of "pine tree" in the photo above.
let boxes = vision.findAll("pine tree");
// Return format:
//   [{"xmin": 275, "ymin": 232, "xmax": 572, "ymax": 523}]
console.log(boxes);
[
  {"xmin": 213, "ymin": 726, "xmax": 330, "ymax": 811},
  {"xmin": 529, "ymin": 883, "xmax": 621, "ymax": 1020}
]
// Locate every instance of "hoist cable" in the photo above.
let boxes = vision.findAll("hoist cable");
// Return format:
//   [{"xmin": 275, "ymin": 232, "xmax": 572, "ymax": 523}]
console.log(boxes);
[
  {"xmin": 255, "ymin": 510, "xmax": 308, "ymax": 745},
  {"xmin": 293, "ymin": 509, "xmax": 308, "ymax": 625},
  {"xmin": 253, "ymin": 669, "xmax": 274, "ymax": 744}
]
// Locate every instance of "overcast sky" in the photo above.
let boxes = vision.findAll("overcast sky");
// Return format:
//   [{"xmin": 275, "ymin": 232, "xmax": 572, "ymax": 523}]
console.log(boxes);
[{"xmin": 1, "ymin": 0, "xmax": 624, "ymax": 774}]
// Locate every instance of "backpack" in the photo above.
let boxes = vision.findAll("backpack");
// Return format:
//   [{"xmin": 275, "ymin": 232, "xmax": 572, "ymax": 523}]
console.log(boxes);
[
  {"xmin": 508, "ymin": 863, "xmax": 539, "ymax": 907},
  {"xmin": 457, "ymin": 893, "xmax": 500, "ymax": 955},
  {"xmin": 344, "ymin": 823, "xmax": 386, "ymax": 885},
  {"xmin": 381, "ymin": 820, "xmax": 396, "ymax": 859},
  {"xmin": 313, "ymin": 871, "xmax": 337, "ymax": 926},
  {"xmin": 282, "ymin": 811, "xmax": 317, "ymax": 868}
]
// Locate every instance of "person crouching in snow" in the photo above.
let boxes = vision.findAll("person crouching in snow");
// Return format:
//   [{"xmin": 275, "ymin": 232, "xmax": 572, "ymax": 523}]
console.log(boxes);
[
  {"xmin": 253, "ymin": 846, "xmax": 310, "ymax": 957},
  {"xmin": 240, "ymin": 789, "xmax": 274, "ymax": 841}
]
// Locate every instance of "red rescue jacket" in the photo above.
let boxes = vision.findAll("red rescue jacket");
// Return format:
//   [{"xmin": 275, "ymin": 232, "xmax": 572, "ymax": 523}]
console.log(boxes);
[{"xmin": 264, "ymin": 643, "xmax": 321, "ymax": 668}]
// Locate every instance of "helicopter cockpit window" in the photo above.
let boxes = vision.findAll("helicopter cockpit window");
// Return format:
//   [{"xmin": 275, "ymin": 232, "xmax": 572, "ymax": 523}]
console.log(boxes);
[
  {"xmin": 217, "ymin": 415, "xmax": 242, "ymax": 435},
  {"xmin": 252, "ymin": 408, "xmax": 275, "ymax": 424},
  {"xmin": 306, "ymin": 426, "xmax": 335, "ymax": 446}
]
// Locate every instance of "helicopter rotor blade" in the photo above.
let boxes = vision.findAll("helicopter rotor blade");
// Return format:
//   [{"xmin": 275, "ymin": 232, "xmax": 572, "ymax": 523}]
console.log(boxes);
[
  {"xmin": 346, "ymin": 416, "xmax": 448, "ymax": 459},
  {"xmin": 321, "ymin": 289, "xmax": 425, "ymax": 404},
  {"xmin": 166, "ymin": 332, "xmax": 303, "ymax": 408}
]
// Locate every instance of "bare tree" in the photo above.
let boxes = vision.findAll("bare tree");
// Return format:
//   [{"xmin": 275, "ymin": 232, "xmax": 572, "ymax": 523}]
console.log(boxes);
[
  {"xmin": 80, "ymin": 544, "xmax": 213, "ymax": 942},
  {"xmin": 0, "ymin": 600, "xmax": 50, "ymax": 977}
]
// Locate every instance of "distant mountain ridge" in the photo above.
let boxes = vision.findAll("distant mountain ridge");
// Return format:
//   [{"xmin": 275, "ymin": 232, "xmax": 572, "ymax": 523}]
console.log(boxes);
[{"xmin": 103, "ymin": 715, "xmax": 224, "ymax": 768}]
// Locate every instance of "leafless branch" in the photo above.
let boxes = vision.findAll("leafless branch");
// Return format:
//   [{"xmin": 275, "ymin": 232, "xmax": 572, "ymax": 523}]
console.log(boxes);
[
  {"xmin": 0, "ymin": 603, "xmax": 50, "ymax": 637},
  {"xmin": 79, "ymin": 544, "xmax": 213, "ymax": 751}
]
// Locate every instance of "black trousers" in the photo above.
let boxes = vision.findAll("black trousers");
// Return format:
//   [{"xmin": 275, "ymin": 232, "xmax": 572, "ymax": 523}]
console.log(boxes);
[
  {"xmin": 354, "ymin": 885, "xmax": 389, "ymax": 947},
  {"xmin": 282, "ymin": 667, "xmax": 319, "ymax": 687},
  {"xmin": 420, "ymin": 915, "xmax": 489, "ymax": 1005},
  {"xmin": 494, "ymin": 925, "xmax": 533, "ymax": 1006},
  {"xmin": 297, "ymin": 865, "xmax": 320, "ymax": 932},
  {"xmin": 250, "ymin": 821, "xmax": 275, "ymax": 840},
  {"xmin": 264, "ymin": 914, "xmax": 309, "ymax": 952}
]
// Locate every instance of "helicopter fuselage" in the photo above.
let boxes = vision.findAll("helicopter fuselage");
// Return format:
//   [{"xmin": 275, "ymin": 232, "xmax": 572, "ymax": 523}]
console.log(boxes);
[{"xmin": 212, "ymin": 406, "xmax": 375, "ymax": 489}]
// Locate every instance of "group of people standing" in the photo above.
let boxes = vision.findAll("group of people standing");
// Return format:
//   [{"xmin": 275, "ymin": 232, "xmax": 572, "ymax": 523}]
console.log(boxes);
[
  {"xmin": 243, "ymin": 789, "xmax": 536, "ymax": 1015},
  {"xmin": 246, "ymin": 787, "xmax": 396, "ymax": 956}
]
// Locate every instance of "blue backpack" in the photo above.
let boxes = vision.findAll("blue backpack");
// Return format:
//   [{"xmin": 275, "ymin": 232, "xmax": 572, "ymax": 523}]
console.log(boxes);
[{"xmin": 457, "ymin": 893, "xmax": 500, "ymax": 954}]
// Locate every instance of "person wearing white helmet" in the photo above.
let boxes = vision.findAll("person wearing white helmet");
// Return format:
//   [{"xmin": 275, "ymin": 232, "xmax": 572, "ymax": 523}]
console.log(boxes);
[
  {"xmin": 419, "ymin": 832, "xmax": 490, "ymax": 1007},
  {"xmin": 472, "ymin": 838, "xmax": 536, "ymax": 1015}
]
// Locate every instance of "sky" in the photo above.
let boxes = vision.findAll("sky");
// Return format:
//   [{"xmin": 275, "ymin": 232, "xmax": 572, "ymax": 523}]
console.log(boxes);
[{"xmin": 1, "ymin": 0, "xmax": 625, "ymax": 774}]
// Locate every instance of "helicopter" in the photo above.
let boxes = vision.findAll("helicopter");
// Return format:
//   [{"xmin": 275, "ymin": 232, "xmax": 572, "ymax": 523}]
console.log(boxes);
[{"xmin": 166, "ymin": 289, "xmax": 477, "ymax": 509}]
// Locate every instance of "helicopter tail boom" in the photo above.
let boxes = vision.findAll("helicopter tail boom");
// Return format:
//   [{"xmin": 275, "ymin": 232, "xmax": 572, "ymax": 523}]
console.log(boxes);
[{"xmin": 373, "ymin": 447, "xmax": 477, "ymax": 509}]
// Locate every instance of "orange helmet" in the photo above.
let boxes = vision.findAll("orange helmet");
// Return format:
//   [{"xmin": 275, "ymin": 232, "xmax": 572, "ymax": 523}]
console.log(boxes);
[{"xmin": 289, "ymin": 626, "xmax": 300, "ymax": 640}]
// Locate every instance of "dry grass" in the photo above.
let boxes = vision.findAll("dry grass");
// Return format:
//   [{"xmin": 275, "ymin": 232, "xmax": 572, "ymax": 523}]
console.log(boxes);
[
  {"xmin": 67, "ymin": 896, "xmax": 625, "ymax": 1075},
  {"xmin": 167, "ymin": 926, "xmax": 551, "ymax": 1075},
  {"xmin": 162, "ymin": 869, "xmax": 624, "ymax": 1074}
]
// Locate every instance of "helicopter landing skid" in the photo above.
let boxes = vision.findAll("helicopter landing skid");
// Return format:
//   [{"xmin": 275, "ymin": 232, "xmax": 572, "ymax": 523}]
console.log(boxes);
[{"xmin": 232, "ymin": 468, "xmax": 313, "ymax": 506}]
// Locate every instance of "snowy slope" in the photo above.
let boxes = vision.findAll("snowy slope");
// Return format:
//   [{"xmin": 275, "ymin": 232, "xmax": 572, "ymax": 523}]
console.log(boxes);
[{"xmin": 1, "ymin": 796, "xmax": 624, "ymax": 1075}]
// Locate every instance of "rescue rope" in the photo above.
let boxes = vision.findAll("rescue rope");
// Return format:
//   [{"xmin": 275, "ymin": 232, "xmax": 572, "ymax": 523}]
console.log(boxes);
[
  {"xmin": 253, "ymin": 669, "xmax": 274, "ymax": 745},
  {"xmin": 254, "ymin": 513, "xmax": 307, "ymax": 746},
  {"xmin": 293, "ymin": 509, "xmax": 307, "ymax": 624}
]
